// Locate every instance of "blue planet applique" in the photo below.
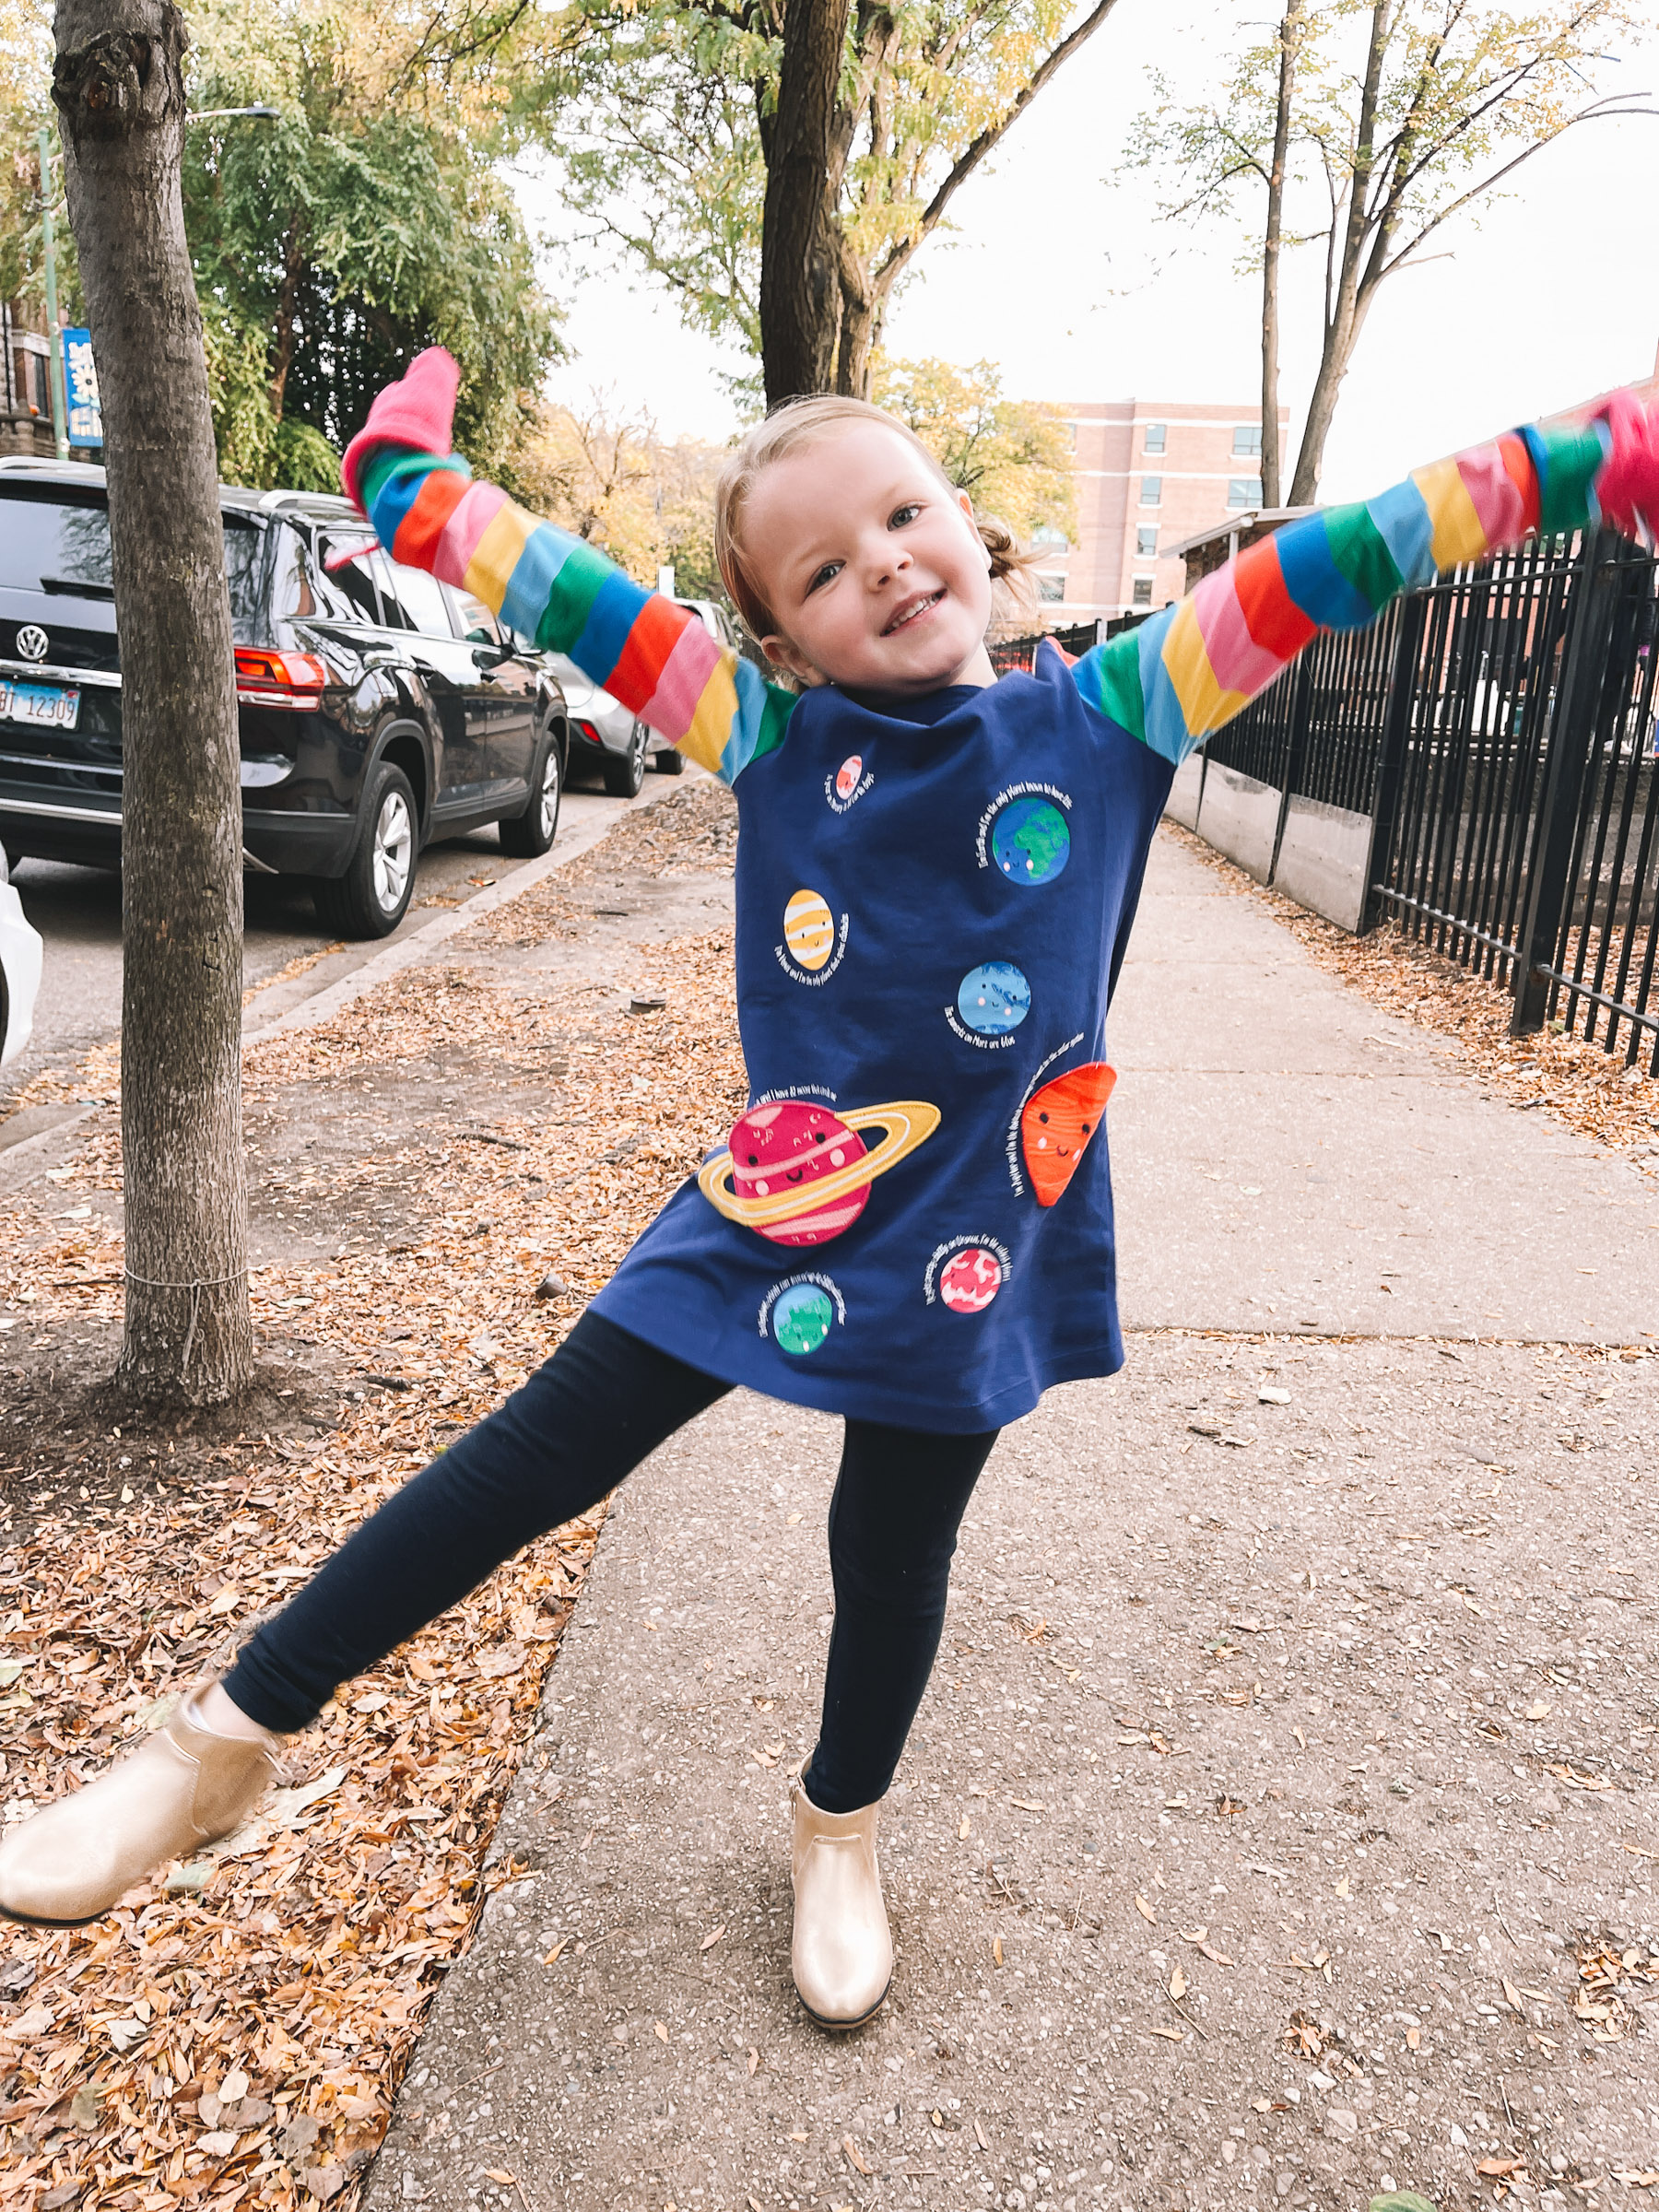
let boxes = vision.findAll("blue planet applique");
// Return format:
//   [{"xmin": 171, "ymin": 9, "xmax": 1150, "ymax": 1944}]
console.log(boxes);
[
  {"xmin": 771, "ymin": 1282, "xmax": 835, "ymax": 1355},
  {"xmin": 957, "ymin": 961, "xmax": 1031, "ymax": 1036},
  {"xmin": 991, "ymin": 795, "xmax": 1070, "ymax": 886}
]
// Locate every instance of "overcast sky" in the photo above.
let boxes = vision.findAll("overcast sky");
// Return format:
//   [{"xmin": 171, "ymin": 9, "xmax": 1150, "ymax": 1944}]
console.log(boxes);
[{"xmin": 515, "ymin": 0, "xmax": 1659, "ymax": 503}]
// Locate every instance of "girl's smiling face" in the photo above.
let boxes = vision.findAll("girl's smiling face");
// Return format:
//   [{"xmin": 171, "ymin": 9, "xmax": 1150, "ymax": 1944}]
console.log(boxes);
[{"xmin": 740, "ymin": 421, "xmax": 996, "ymax": 696}]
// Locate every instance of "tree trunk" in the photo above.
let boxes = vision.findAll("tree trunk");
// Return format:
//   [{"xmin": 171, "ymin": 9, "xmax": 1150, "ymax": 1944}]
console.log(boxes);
[
  {"xmin": 1285, "ymin": 0, "xmax": 1388, "ymax": 506},
  {"xmin": 53, "ymin": 0, "xmax": 253, "ymax": 1405},
  {"xmin": 1260, "ymin": 0, "xmax": 1303, "ymax": 509},
  {"xmin": 759, "ymin": 0, "xmax": 852, "ymax": 406}
]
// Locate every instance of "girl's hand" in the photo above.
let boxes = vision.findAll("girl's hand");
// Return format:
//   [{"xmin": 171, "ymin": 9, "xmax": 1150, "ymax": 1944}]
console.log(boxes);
[
  {"xmin": 341, "ymin": 347, "xmax": 462, "ymax": 514},
  {"xmin": 1593, "ymin": 389, "xmax": 1659, "ymax": 543}
]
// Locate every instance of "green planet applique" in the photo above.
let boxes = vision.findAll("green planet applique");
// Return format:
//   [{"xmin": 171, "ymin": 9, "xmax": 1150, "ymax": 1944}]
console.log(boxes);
[
  {"xmin": 991, "ymin": 794, "xmax": 1071, "ymax": 885},
  {"xmin": 771, "ymin": 1282, "xmax": 835, "ymax": 1355}
]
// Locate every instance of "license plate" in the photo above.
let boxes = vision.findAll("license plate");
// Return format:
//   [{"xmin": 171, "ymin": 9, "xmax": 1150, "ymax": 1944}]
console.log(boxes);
[{"xmin": 0, "ymin": 678, "xmax": 80, "ymax": 732}]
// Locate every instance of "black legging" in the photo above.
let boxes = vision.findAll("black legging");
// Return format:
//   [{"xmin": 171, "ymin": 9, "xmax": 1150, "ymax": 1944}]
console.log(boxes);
[{"xmin": 225, "ymin": 1312, "xmax": 998, "ymax": 1813}]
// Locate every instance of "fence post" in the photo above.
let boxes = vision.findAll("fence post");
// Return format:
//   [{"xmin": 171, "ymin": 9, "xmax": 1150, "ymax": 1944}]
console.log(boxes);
[
  {"xmin": 1359, "ymin": 594, "xmax": 1425, "ymax": 933},
  {"xmin": 1510, "ymin": 529, "xmax": 1620, "ymax": 1036},
  {"xmin": 1267, "ymin": 656, "xmax": 1313, "ymax": 886}
]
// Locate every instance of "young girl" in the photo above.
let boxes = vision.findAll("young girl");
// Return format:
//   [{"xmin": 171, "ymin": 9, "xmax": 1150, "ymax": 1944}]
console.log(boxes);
[{"xmin": 4, "ymin": 359, "xmax": 1653, "ymax": 2030}]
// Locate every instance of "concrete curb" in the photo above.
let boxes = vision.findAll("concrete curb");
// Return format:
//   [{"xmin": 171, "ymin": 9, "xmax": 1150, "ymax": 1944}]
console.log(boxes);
[{"xmin": 243, "ymin": 778, "xmax": 690, "ymax": 1047}]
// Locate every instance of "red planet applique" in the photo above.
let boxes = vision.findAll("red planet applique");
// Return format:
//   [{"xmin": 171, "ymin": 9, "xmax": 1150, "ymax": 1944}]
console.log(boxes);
[{"xmin": 1020, "ymin": 1062, "xmax": 1116, "ymax": 1206}]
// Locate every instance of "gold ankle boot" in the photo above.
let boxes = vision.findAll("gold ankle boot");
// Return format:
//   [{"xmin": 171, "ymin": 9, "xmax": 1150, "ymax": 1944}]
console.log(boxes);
[
  {"xmin": 0, "ymin": 1690, "xmax": 281, "ymax": 1928},
  {"xmin": 790, "ymin": 1781, "xmax": 892, "ymax": 2030}
]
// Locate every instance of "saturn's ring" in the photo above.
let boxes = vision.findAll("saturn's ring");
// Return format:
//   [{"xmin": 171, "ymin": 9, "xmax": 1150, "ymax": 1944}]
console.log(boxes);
[{"xmin": 699, "ymin": 1101, "xmax": 942, "ymax": 1229}]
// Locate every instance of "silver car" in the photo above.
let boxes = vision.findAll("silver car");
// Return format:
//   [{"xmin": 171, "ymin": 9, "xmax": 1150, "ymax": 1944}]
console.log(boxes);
[{"xmin": 0, "ymin": 841, "xmax": 43, "ymax": 1069}]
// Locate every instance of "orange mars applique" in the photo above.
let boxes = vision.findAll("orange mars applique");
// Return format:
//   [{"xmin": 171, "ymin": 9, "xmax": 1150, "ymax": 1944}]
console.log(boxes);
[{"xmin": 1020, "ymin": 1061, "xmax": 1116, "ymax": 1206}]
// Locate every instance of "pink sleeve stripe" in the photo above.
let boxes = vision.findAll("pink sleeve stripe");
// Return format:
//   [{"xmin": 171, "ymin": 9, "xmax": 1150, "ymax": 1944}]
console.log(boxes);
[
  {"xmin": 1191, "ymin": 562, "xmax": 1291, "ymax": 699},
  {"xmin": 640, "ymin": 616, "xmax": 726, "ymax": 743},
  {"xmin": 1453, "ymin": 444, "xmax": 1528, "ymax": 548},
  {"xmin": 432, "ymin": 482, "xmax": 508, "ymax": 591}
]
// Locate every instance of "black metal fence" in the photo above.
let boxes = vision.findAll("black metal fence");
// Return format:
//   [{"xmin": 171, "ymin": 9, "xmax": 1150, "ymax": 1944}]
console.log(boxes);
[{"xmin": 1194, "ymin": 530, "xmax": 1659, "ymax": 1074}]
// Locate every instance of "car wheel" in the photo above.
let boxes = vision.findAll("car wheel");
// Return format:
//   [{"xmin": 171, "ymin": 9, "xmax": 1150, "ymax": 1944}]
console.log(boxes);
[
  {"xmin": 602, "ymin": 720, "xmax": 649, "ymax": 799},
  {"xmin": 312, "ymin": 760, "xmax": 418, "ymax": 939},
  {"xmin": 499, "ymin": 732, "xmax": 562, "ymax": 856},
  {"xmin": 650, "ymin": 740, "xmax": 684, "ymax": 775}
]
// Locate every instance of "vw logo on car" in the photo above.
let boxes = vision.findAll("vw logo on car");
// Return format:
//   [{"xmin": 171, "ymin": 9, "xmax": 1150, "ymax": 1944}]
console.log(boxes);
[{"xmin": 14, "ymin": 625, "xmax": 49, "ymax": 663}]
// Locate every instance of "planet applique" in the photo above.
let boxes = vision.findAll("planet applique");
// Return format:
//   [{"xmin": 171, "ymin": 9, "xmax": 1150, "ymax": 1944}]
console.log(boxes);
[
  {"xmin": 783, "ymin": 888, "xmax": 836, "ymax": 971},
  {"xmin": 939, "ymin": 1247, "xmax": 1003, "ymax": 1314},
  {"xmin": 991, "ymin": 795, "xmax": 1071, "ymax": 886},
  {"xmin": 1020, "ymin": 1062, "xmax": 1116, "ymax": 1206},
  {"xmin": 835, "ymin": 755, "xmax": 863, "ymax": 800},
  {"xmin": 772, "ymin": 1282, "xmax": 835, "ymax": 1356},
  {"xmin": 957, "ymin": 961, "xmax": 1030, "ymax": 1036},
  {"xmin": 700, "ymin": 1098, "xmax": 941, "ymax": 1245}
]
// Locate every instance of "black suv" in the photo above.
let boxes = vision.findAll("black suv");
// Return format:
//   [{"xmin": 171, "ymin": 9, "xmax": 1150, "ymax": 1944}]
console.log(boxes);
[{"xmin": 0, "ymin": 461, "xmax": 568, "ymax": 936}]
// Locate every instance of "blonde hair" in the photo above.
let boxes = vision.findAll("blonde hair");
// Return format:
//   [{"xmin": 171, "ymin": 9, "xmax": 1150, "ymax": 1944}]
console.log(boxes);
[{"xmin": 714, "ymin": 394, "xmax": 1037, "ymax": 647}]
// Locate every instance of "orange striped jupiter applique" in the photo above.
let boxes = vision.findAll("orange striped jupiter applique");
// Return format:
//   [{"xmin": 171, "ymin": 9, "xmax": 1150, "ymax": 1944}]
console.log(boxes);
[{"xmin": 1020, "ymin": 1062, "xmax": 1116, "ymax": 1206}]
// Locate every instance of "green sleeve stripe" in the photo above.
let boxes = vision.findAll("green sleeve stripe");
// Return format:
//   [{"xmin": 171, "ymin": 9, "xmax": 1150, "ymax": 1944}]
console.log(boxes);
[
  {"xmin": 532, "ymin": 540, "xmax": 615, "ymax": 653},
  {"xmin": 1324, "ymin": 500, "xmax": 1404, "ymax": 611}
]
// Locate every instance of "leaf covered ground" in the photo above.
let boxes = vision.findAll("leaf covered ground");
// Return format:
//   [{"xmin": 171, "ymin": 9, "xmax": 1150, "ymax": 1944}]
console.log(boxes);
[{"xmin": 0, "ymin": 779, "xmax": 745, "ymax": 2212}]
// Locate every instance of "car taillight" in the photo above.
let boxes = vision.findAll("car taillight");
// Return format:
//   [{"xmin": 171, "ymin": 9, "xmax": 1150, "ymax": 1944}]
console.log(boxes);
[
  {"xmin": 234, "ymin": 647, "xmax": 331, "ymax": 710},
  {"xmin": 574, "ymin": 719, "xmax": 603, "ymax": 745}
]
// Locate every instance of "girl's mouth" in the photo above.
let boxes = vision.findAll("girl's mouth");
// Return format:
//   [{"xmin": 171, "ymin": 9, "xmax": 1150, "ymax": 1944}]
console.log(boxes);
[{"xmin": 882, "ymin": 589, "xmax": 944, "ymax": 636}]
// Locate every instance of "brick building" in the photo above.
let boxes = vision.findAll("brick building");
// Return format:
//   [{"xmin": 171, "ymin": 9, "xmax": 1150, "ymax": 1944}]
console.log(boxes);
[{"xmin": 1029, "ymin": 399, "xmax": 1290, "ymax": 622}]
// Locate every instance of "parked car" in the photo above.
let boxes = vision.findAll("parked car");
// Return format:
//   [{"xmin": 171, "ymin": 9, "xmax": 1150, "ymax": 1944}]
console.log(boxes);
[
  {"xmin": 523, "ymin": 597, "xmax": 746, "ymax": 796},
  {"xmin": 0, "ymin": 840, "xmax": 43, "ymax": 1068},
  {"xmin": 0, "ymin": 460, "xmax": 569, "ymax": 938},
  {"xmin": 536, "ymin": 651, "xmax": 669, "ymax": 797}
]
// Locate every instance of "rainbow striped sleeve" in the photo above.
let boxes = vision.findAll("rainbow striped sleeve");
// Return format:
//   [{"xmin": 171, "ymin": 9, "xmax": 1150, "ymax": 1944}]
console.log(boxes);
[
  {"xmin": 1072, "ymin": 417, "xmax": 1610, "ymax": 762},
  {"xmin": 359, "ymin": 446, "xmax": 796, "ymax": 782}
]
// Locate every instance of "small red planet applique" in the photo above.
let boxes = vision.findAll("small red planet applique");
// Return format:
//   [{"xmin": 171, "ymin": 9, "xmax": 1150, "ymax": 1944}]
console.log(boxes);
[
  {"xmin": 835, "ymin": 754, "xmax": 864, "ymax": 800},
  {"xmin": 939, "ymin": 1246, "xmax": 1003, "ymax": 1313},
  {"xmin": 1020, "ymin": 1062, "xmax": 1116, "ymax": 1206}
]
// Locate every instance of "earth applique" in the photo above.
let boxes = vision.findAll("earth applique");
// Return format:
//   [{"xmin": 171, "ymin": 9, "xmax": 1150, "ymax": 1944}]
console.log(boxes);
[
  {"xmin": 700, "ymin": 1098, "xmax": 941, "ymax": 1246},
  {"xmin": 836, "ymin": 755, "xmax": 863, "ymax": 798},
  {"xmin": 772, "ymin": 1282, "xmax": 835, "ymax": 1355},
  {"xmin": 1020, "ymin": 1062, "xmax": 1116, "ymax": 1206},
  {"xmin": 991, "ymin": 795, "xmax": 1070, "ymax": 886},
  {"xmin": 957, "ymin": 961, "xmax": 1030, "ymax": 1036},
  {"xmin": 939, "ymin": 1247, "xmax": 1004, "ymax": 1313}
]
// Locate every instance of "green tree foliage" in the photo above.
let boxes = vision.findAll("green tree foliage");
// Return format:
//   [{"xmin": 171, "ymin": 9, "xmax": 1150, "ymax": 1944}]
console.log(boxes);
[
  {"xmin": 1126, "ymin": 0, "xmax": 1651, "ymax": 502},
  {"xmin": 182, "ymin": 0, "xmax": 561, "ymax": 489},
  {"xmin": 524, "ymin": 0, "xmax": 1123, "ymax": 397},
  {"xmin": 872, "ymin": 354, "xmax": 1076, "ymax": 543},
  {"xmin": 0, "ymin": 0, "xmax": 81, "ymax": 328}
]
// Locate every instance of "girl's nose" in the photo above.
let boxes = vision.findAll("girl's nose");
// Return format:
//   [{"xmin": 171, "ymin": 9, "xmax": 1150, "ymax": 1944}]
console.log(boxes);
[{"xmin": 865, "ymin": 537, "xmax": 912, "ymax": 587}]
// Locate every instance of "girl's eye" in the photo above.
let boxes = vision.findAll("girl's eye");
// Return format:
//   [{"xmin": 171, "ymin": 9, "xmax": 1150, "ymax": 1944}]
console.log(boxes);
[
  {"xmin": 889, "ymin": 503, "xmax": 922, "ymax": 528},
  {"xmin": 806, "ymin": 560, "xmax": 842, "ymax": 594}
]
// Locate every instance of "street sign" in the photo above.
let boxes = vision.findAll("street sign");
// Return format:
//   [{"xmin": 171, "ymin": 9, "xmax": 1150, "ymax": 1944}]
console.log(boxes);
[{"xmin": 62, "ymin": 328, "xmax": 101, "ymax": 448}]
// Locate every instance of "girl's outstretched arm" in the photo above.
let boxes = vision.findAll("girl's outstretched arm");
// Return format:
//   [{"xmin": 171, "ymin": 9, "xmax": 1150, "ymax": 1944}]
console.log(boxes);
[
  {"xmin": 340, "ymin": 348, "xmax": 795, "ymax": 785},
  {"xmin": 1072, "ymin": 394, "xmax": 1659, "ymax": 764}
]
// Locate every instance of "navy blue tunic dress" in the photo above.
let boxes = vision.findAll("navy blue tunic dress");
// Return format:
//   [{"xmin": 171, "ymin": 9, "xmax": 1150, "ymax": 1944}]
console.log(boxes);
[{"xmin": 592, "ymin": 642, "xmax": 1174, "ymax": 1432}]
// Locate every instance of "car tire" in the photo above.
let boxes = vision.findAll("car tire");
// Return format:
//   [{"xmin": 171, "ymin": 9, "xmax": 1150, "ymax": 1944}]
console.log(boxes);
[
  {"xmin": 602, "ymin": 721, "xmax": 649, "ymax": 799},
  {"xmin": 312, "ymin": 760, "xmax": 419, "ymax": 939},
  {"xmin": 499, "ymin": 731, "xmax": 562, "ymax": 856},
  {"xmin": 649, "ymin": 741, "xmax": 684, "ymax": 775}
]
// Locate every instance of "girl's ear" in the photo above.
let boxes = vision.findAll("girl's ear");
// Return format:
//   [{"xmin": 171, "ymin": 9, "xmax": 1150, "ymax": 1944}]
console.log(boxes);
[
  {"xmin": 957, "ymin": 488, "xmax": 993, "ymax": 570},
  {"xmin": 760, "ymin": 633, "xmax": 828, "ymax": 689}
]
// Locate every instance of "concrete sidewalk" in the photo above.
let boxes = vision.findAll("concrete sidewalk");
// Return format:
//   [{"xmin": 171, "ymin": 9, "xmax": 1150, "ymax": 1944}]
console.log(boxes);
[{"xmin": 360, "ymin": 829, "xmax": 1658, "ymax": 2212}]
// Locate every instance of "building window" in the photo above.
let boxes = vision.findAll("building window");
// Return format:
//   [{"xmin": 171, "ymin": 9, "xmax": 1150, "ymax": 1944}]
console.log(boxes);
[
  {"xmin": 1228, "ymin": 477, "xmax": 1262, "ymax": 509},
  {"xmin": 1132, "ymin": 577, "xmax": 1153, "ymax": 607},
  {"xmin": 1232, "ymin": 423, "xmax": 1262, "ymax": 457},
  {"xmin": 1142, "ymin": 422, "xmax": 1166, "ymax": 454},
  {"xmin": 1139, "ymin": 475, "xmax": 1162, "ymax": 507},
  {"xmin": 1030, "ymin": 524, "xmax": 1068, "ymax": 548},
  {"xmin": 1135, "ymin": 525, "xmax": 1158, "ymax": 558},
  {"xmin": 1037, "ymin": 573, "xmax": 1066, "ymax": 604}
]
